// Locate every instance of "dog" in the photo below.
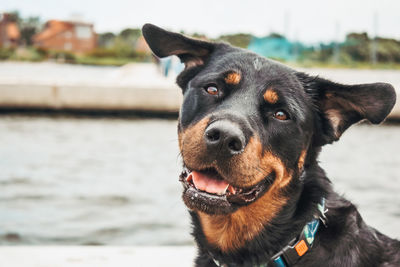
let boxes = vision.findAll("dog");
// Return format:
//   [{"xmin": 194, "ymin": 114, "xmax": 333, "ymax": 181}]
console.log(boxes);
[{"xmin": 142, "ymin": 24, "xmax": 399, "ymax": 267}]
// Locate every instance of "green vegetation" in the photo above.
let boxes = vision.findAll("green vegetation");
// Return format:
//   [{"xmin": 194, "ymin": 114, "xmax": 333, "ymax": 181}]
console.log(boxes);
[
  {"xmin": 0, "ymin": 47, "xmax": 149, "ymax": 66},
  {"xmin": 6, "ymin": 11, "xmax": 42, "ymax": 46},
  {"xmin": 290, "ymin": 60, "xmax": 400, "ymax": 70},
  {"xmin": 76, "ymin": 56, "xmax": 147, "ymax": 66},
  {"xmin": 77, "ymin": 28, "xmax": 153, "ymax": 65},
  {"xmin": 75, "ymin": 56, "xmax": 135, "ymax": 66},
  {"xmin": 0, "ymin": 47, "xmax": 14, "ymax": 60},
  {"xmin": 217, "ymin": 33, "xmax": 253, "ymax": 48},
  {"xmin": 2, "ymin": 11, "xmax": 400, "ymax": 69},
  {"xmin": 296, "ymin": 32, "xmax": 400, "ymax": 67}
]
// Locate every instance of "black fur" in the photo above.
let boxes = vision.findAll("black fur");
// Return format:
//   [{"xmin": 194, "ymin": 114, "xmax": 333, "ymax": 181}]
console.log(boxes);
[{"xmin": 142, "ymin": 24, "xmax": 399, "ymax": 266}]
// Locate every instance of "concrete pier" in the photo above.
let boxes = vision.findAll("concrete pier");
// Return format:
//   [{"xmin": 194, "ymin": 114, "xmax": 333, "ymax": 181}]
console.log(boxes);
[
  {"xmin": 0, "ymin": 62, "xmax": 399, "ymax": 118},
  {"xmin": 0, "ymin": 83, "xmax": 182, "ymax": 113},
  {"xmin": 0, "ymin": 62, "xmax": 182, "ymax": 114}
]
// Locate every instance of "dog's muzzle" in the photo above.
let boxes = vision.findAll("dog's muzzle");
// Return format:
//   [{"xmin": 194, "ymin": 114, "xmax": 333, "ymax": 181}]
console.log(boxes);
[{"xmin": 204, "ymin": 120, "xmax": 246, "ymax": 157}]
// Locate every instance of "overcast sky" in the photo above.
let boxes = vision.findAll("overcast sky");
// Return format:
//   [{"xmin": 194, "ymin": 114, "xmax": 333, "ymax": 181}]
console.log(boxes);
[{"xmin": 2, "ymin": 0, "xmax": 400, "ymax": 43}]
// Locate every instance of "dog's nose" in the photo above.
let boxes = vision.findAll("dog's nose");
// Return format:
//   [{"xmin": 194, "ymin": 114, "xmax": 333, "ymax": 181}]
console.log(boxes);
[{"xmin": 204, "ymin": 120, "xmax": 246, "ymax": 156}]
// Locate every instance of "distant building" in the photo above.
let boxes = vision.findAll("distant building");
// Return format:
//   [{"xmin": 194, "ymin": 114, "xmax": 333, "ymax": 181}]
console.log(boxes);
[
  {"xmin": 33, "ymin": 20, "xmax": 97, "ymax": 53},
  {"xmin": 0, "ymin": 13, "xmax": 21, "ymax": 48},
  {"xmin": 248, "ymin": 36, "xmax": 298, "ymax": 61}
]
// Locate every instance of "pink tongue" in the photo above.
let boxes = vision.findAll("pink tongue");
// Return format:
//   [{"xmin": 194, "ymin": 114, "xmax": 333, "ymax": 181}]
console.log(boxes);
[{"xmin": 190, "ymin": 171, "xmax": 229, "ymax": 195}]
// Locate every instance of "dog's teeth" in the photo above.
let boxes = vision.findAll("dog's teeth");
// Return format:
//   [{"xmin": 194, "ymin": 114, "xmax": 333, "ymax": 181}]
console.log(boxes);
[
  {"xmin": 223, "ymin": 184, "xmax": 230, "ymax": 194},
  {"xmin": 185, "ymin": 167, "xmax": 190, "ymax": 173},
  {"xmin": 227, "ymin": 185, "xmax": 236, "ymax": 194},
  {"xmin": 186, "ymin": 173, "xmax": 193, "ymax": 184}
]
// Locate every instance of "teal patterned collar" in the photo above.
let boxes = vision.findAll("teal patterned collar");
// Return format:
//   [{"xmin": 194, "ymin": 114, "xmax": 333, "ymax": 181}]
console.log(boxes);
[
  {"xmin": 269, "ymin": 198, "xmax": 328, "ymax": 267},
  {"xmin": 211, "ymin": 198, "xmax": 328, "ymax": 267}
]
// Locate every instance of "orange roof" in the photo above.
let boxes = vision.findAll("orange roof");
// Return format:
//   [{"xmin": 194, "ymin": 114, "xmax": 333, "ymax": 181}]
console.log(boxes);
[
  {"xmin": 34, "ymin": 20, "xmax": 73, "ymax": 42},
  {"xmin": 34, "ymin": 20, "xmax": 94, "ymax": 42},
  {"xmin": 6, "ymin": 22, "xmax": 20, "ymax": 39}
]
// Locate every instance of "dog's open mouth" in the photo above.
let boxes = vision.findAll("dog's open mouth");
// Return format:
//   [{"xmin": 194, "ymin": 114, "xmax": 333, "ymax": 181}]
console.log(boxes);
[{"xmin": 179, "ymin": 166, "xmax": 274, "ymax": 214}]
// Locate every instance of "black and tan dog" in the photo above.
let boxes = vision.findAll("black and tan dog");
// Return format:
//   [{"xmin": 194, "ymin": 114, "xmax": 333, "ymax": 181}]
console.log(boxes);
[{"xmin": 142, "ymin": 24, "xmax": 399, "ymax": 267}]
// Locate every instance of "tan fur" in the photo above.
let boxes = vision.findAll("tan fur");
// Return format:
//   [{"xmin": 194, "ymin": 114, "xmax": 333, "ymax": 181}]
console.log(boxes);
[
  {"xmin": 180, "ymin": 130, "xmax": 291, "ymax": 188},
  {"xmin": 264, "ymin": 88, "xmax": 279, "ymax": 104},
  {"xmin": 198, "ymin": 180, "xmax": 288, "ymax": 252},
  {"xmin": 178, "ymin": 118, "xmax": 210, "ymax": 170},
  {"xmin": 229, "ymin": 137, "xmax": 291, "ymax": 188},
  {"xmin": 180, "ymin": 122, "xmax": 292, "ymax": 252},
  {"xmin": 325, "ymin": 109, "xmax": 342, "ymax": 139},
  {"xmin": 185, "ymin": 57, "xmax": 204, "ymax": 69},
  {"xmin": 323, "ymin": 91, "xmax": 365, "ymax": 139},
  {"xmin": 198, "ymin": 136, "xmax": 292, "ymax": 252},
  {"xmin": 298, "ymin": 149, "xmax": 307, "ymax": 171},
  {"xmin": 224, "ymin": 72, "xmax": 241, "ymax": 85}
]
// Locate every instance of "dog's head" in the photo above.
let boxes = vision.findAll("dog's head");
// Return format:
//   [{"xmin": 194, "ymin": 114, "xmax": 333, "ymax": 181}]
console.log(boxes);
[{"xmin": 143, "ymin": 24, "xmax": 396, "ymax": 216}]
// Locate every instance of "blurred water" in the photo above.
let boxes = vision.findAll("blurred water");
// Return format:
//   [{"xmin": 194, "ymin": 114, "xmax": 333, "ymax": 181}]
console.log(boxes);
[{"xmin": 0, "ymin": 116, "xmax": 399, "ymax": 245}]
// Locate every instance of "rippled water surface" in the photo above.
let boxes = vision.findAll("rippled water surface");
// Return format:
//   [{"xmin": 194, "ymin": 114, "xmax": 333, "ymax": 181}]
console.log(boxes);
[{"xmin": 0, "ymin": 116, "xmax": 399, "ymax": 245}]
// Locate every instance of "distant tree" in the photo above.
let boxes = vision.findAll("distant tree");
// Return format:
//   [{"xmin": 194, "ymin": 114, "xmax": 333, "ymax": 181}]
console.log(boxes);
[
  {"xmin": 119, "ymin": 28, "xmax": 141, "ymax": 41},
  {"xmin": 318, "ymin": 43, "xmax": 334, "ymax": 62},
  {"xmin": 1, "ymin": 12, "xmax": 42, "ymax": 46},
  {"xmin": 98, "ymin": 32, "xmax": 116, "ymax": 47},
  {"xmin": 7, "ymin": 11, "xmax": 21, "ymax": 23},
  {"xmin": 268, "ymin": 33, "xmax": 285, "ymax": 39},
  {"xmin": 20, "ymin": 16, "xmax": 41, "ymax": 45},
  {"xmin": 191, "ymin": 33, "xmax": 207, "ymax": 39},
  {"xmin": 343, "ymin": 32, "xmax": 370, "ymax": 61},
  {"xmin": 217, "ymin": 33, "xmax": 253, "ymax": 48},
  {"xmin": 96, "ymin": 29, "xmax": 144, "ymax": 59},
  {"xmin": 375, "ymin": 37, "xmax": 400, "ymax": 63},
  {"xmin": 347, "ymin": 32, "xmax": 369, "ymax": 42}
]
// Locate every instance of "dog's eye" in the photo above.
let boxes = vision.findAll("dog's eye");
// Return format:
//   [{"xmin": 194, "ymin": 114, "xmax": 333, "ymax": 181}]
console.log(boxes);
[
  {"xmin": 273, "ymin": 110, "xmax": 289, "ymax": 120},
  {"xmin": 205, "ymin": 85, "xmax": 219, "ymax": 95}
]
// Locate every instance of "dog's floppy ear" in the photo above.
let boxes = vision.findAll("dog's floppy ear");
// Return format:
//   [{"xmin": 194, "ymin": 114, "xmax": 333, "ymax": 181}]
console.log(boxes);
[
  {"xmin": 142, "ymin": 23, "xmax": 215, "ymax": 69},
  {"xmin": 298, "ymin": 73, "xmax": 396, "ymax": 145}
]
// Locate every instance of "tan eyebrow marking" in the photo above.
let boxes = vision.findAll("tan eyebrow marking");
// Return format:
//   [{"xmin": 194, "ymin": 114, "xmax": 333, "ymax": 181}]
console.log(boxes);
[
  {"xmin": 224, "ymin": 72, "xmax": 241, "ymax": 85},
  {"xmin": 264, "ymin": 88, "xmax": 279, "ymax": 104}
]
